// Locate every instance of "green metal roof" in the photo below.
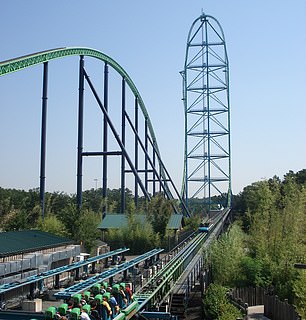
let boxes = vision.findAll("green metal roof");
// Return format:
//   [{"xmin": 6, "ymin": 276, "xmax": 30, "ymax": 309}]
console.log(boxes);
[
  {"xmin": 168, "ymin": 214, "xmax": 185, "ymax": 229},
  {"xmin": 99, "ymin": 214, "xmax": 130, "ymax": 229},
  {"xmin": 0, "ymin": 230, "xmax": 73, "ymax": 258},
  {"xmin": 98, "ymin": 214, "xmax": 183, "ymax": 230}
]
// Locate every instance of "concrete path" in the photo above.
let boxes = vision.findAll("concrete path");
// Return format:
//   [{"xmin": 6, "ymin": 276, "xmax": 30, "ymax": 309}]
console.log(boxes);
[{"xmin": 247, "ymin": 305, "xmax": 270, "ymax": 319}]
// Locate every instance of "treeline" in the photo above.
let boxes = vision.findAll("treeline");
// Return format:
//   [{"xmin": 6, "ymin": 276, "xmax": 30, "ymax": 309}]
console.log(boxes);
[
  {"xmin": 0, "ymin": 187, "xmax": 142, "ymax": 252},
  {"xmin": 0, "ymin": 187, "xmax": 175, "ymax": 253},
  {"xmin": 204, "ymin": 169, "xmax": 306, "ymax": 319},
  {"xmin": 0, "ymin": 187, "xmax": 144, "ymax": 227}
]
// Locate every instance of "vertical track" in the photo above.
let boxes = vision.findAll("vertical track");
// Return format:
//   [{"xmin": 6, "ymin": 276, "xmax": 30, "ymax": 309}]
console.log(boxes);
[{"xmin": 182, "ymin": 14, "xmax": 232, "ymax": 211}]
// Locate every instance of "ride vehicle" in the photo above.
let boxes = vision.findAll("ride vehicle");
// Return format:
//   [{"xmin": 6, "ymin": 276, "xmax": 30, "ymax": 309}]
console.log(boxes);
[{"xmin": 198, "ymin": 221, "xmax": 213, "ymax": 233}]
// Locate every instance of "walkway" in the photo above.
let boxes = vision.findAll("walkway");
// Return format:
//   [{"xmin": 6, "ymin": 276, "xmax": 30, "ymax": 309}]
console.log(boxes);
[{"xmin": 247, "ymin": 305, "xmax": 270, "ymax": 319}]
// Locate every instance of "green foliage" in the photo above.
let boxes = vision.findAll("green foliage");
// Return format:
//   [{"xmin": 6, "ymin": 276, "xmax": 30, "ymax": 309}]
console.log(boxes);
[
  {"xmin": 101, "ymin": 188, "xmax": 135, "ymax": 214},
  {"xmin": 2, "ymin": 208, "xmax": 29, "ymax": 231},
  {"xmin": 208, "ymin": 169, "xmax": 305, "ymax": 313},
  {"xmin": 46, "ymin": 191, "xmax": 73, "ymax": 215},
  {"xmin": 216, "ymin": 304, "xmax": 243, "ymax": 320},
  {"xmin": 208, "ymin": 224, "xmax": 246, "ymax": 287},
  {"xmin": 106, "ymin": 214, "xmax": 160, "ymax": 254},
  {"xmin": 246, "ymin": 176, "xmax": 306, "ymax": 301},
  {"xmin": 292, "ymin": 271, "xmax": 306, "ymax": 318},
  {"xmin": 203, "ymin": 284, "xmax": 242, "ymax": 320},
  {"xmin": 203, "ymin": 284, "xmax": 228, "ymax": 319},
  {"xmin": 229, "ymin": 170, "xmax": 306, "ymax": 305},
  {"xmin": 75, "ymin": 209, "xmax": 101, "ymax": 253},
  {"xmin": 36, "ymin": 214, "xmax": 68, "ymax": 237},
  {"xmin": 147, "ymin": 193, "xmax": 173, "ymax": 239},
  {"xmin": 184, "ymin": 214, "xmax": 201, "ymax": 231},
  {"xmin": 187, "ymin": 194, "xmax": 227, "ymax": 215},
  {"xmin": 239, "ymin": 256, "xmax": 271, "ymax": 287},
  {"xmin": 57, "ymin": 203, "xmax": 80, "ymax": 237}
]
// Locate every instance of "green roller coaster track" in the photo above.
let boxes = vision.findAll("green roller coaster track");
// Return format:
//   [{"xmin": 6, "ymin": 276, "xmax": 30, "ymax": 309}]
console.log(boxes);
[
  {"xmin": 0, "ymin": 46, "xmax": 185, "ymax": 209},
  {"xmin": 0, "ymin": 47, "xmax": 160, "ymax": 157}
]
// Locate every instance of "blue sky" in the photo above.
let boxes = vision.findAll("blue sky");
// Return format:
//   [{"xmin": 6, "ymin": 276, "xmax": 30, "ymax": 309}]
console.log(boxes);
[{"xmin": 0, "ymin": 0, "xmax": 305, "ymax": 196}]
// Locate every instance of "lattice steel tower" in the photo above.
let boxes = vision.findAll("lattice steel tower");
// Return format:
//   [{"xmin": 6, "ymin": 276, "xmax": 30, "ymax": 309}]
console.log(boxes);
[{"xmin": 181, "ymin": 13, "xmax": 231, "ymax": 212}]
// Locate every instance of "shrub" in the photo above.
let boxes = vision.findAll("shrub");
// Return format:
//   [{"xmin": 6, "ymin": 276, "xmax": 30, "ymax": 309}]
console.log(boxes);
[{"xmin": 203, "ymin": 284, "xmax": 242, "ymax": 320}]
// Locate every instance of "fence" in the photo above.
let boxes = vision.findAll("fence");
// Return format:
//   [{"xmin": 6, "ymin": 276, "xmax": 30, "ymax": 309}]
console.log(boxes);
[
  {"xmin": 229, "ymin": 287, "xmax": 265, "ymax": 307},
  {"xmin": 264, "ymin": 295, "xmax": 302, "ymax": 320},
  {"xmin": 228, "ymin": 287, "xmax": 302, "ymax": 320}
]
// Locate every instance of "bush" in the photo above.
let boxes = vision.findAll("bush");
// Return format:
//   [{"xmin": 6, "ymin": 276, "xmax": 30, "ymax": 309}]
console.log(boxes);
[
  {"xmin": 106, "ymin": 217, "xmax": 160, "ymax": 254},
  {"xmin": 203, "ymin": 284, "xmax": 242, "ymax": 320}
]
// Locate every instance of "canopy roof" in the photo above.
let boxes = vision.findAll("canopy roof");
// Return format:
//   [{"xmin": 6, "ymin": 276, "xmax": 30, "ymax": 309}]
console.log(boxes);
[
  {"xmin": 98, "ymin": 213, "xmax": 184, "ymax": 231},
  {"xmin": 0, "ymin": 230, "xmax": 73, "ymax": 258}
]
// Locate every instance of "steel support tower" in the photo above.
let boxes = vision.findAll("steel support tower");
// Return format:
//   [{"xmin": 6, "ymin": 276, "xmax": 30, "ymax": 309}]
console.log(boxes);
[{"xmin": 181, "ymin": 13, "xmax": 231, "ymax": 212}]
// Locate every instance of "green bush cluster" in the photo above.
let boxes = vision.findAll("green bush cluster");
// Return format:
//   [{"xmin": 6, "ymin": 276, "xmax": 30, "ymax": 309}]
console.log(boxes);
[{"xmin": 203, "ymin": 284, "xmax": 242, "ymax": 320}]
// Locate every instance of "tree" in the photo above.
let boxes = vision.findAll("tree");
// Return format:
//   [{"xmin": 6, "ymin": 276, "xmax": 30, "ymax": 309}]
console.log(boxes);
[
  {"xmin": 36, "ymin": 214, "xmax": 68, "ymax": 237},
  {"xmin": 184, "ymin": 214, "xmax": 201, "ymax": 231},
  {"xmin": 106, "ymin": 213, "xmax": 160, "ymax": 254},
  {"xmin": 207, "ymin": 224, "xmax": 246, "ymax": 287},
  {"xmin": 147, "ymin": 193, "xmax": 173, "ymax": 239},
  {"xmin": 57, "ymin": 203, "xmax": 80, "ymax": 238},
  {"xmin": 292, "ymin": 270, "xmax": 306, "ymax": 318},
  {"xmin": 231, "ymin": 171, "xmax": 306, "ymax": 303},
  {"xmin": 75, "ymin": 209, "xmax": 101, "ymax": 253},
  {"xmin": 2, "ymin": 208, "xmax": 28, "ymax": 231}
]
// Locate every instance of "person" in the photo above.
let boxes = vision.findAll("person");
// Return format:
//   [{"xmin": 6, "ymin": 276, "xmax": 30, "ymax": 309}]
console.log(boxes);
[
  {"xmin": 80, "ymin": 306, "xmax": 91, "ymax": 320},
  {"xmin": 54, "ymin": 314, "xmax": 68, "ymax": 320},
  {"xmin": 101, "ymin": 293, "xmax": 112, "ymax": 320},
  {"xmin": 66, "ymin": 298, "xmax": 74, "ymax": 310},
  {"xmin": 101, "ymin": 282, "xmax": 108, "ymax": 294},
  {"xmin": 109, "ymin": 293, "xmax": 119, "ymax": 318},
  {"xmin": 125, "ymin": 283, "xmax": 133, "ymax": 304},
  {"xmin": 89, "ymin": 300, "xmax": 100, "ymax": 320},
  {"xmin": 80, "ymin": 294, "xmax": 87, "ymax": 306},
  {"xmin": 119, "ymin": 283, "xmax": 127, "ymax": 308}
]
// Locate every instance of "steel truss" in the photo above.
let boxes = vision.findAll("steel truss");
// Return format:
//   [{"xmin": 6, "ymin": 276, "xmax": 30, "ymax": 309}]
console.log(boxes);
[{"xmin": 181, "ymin": 14, "xmax": 232, "ymax": 211}]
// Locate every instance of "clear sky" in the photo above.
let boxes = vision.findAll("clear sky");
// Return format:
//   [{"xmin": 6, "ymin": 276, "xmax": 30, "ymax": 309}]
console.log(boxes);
[{"xmin": 0, "ymin": 0, "xmax": 305, "ymax": 196}]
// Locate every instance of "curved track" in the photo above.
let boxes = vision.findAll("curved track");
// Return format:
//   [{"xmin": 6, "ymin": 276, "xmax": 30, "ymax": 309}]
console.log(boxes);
[
  {"xmin": 0, "ymin": 47, "xmax": 160, "ymax": 163},
  {"xmin": 0, "ymin": 47, "xmax": 190, "ymax": 215}
]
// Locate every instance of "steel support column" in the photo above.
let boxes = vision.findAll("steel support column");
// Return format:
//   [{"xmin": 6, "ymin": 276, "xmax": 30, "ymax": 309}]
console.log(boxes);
[
  {"xmin": 145, "ymin": 118, "xmax": 148, "ymax": 191},
  {"xmin": 153, "ymin": 148, "xmax": 156, "ymax": 196},
  {"xmin": 121, "ymin": 78, "xmax": 126, "ymax": 213},
  {"xmin": 77, "ymin": 55, "xmax": 85, "ymax": 209},
  {"xmin": 102, "ymin": 63, "xmax": 109, "ymax": 215},
  {"xmin": 134, "ymin": 97, "xmax": 139, "ymax": 208},
  {"xmin": 40, "ymin": 62, "xmax": 48, "ymax": 220}
]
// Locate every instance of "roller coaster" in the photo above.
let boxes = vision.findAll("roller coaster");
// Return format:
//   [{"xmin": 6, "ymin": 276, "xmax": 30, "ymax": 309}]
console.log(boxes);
[
  {"xmin": 0, "ymin": 46, "xmax": 190, "ymax": 217},
  {"xmin": 0, "ymin": 12, "xmax": 232, "ymax": 320}
]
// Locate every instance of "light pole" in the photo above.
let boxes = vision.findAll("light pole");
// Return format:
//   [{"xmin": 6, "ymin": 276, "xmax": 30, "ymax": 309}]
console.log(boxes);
[{"xmin": 94, "ymin": 178, "xmax": 98, "ymax": 190}]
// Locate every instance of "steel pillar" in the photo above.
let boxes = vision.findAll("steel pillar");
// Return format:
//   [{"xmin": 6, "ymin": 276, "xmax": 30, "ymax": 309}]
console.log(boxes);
[
  {"xmin": 134, "ymin": 97, "xmax": 139, "ymax": 208},
  {"xmin": 121, "ymin": 78, "xmax": 126, "ymax": 213},
  {"xmin": 153, "ymin": 148, "xmax": 156, "ymax": 196},
  {"xmin": 145, "ymin": 118, "xmax": 148, "ymax": 191},
  {"xmin": 102, "ymin": 63, "xmax": 109, "ymax": 215},
  {"xmin": 40, "ymin": 62, "xmax": 48, "ymax": 220},
  {"xmin": 77, "ymin": 55, "xmax": 85, "ymax": 209}
]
